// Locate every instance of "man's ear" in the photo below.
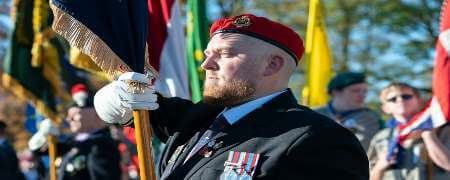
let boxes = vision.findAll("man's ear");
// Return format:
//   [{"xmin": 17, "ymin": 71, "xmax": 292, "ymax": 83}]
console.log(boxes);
[{"xmin": 263, "ymin": 55, "xmax": 284, "ymax": 76}]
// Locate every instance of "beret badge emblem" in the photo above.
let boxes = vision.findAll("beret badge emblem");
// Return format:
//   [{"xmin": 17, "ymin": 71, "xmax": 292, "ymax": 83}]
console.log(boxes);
[{"xmin": 233, "ymin": 16, "xmax": 251, "ymax": 28}]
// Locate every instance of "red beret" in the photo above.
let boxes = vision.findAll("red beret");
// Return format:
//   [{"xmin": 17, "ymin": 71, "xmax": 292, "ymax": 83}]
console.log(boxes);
[
  {"xmin": 210, "ymin": 14, "xmax": 304, "ymax": 63},
  {"xmin": 71, "ymin": 83, "xmax": 88, "ymax": 95}
]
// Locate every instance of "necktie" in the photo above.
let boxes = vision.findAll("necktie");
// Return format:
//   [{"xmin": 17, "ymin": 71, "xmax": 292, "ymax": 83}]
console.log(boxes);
[{"xmin": 184, "ymin": 114, "xmax": 230, "ymax": 162}]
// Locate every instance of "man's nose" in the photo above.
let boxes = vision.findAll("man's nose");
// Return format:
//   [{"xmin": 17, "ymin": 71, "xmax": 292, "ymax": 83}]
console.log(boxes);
[{"xmin": 201, "ymin": 56, "xmax": 219, "ymax": 71}]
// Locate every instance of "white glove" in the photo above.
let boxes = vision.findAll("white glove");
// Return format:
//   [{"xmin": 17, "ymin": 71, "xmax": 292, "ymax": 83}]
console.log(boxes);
[
  {"xmin": 94, "ymin": 72, "xmax": 159, "ymax": 125},
  {"xmin": 28, "ymin": 119, "xmax": 59, "ymax": 151},
  {"xmin": 28, "ymin": 132, "xmax": 47, "ymax": 151},
  {"xmin": 38, "ymin": 118, "xmax": 59, "ymax": 135},
  {"xmin": 117, "ymin": 72, "xmax": 159, "ymax": 110}
]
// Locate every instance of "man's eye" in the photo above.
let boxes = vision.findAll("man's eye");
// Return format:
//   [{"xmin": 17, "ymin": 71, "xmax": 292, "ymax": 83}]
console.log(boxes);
[{"xmin": 220, "ymin": 52, "xmax": 232, "ymax": 57}]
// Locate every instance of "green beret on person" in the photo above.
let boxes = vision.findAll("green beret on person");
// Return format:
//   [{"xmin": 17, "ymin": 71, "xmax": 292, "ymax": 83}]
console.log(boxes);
[{"xmin": 327, "ymin": 72, "xmax": 366, "ymax": 94}]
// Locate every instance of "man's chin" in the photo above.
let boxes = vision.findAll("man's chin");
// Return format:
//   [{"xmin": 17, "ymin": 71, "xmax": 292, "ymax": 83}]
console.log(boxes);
[{"xmin": 202, "ymin": 81, "xmax": 255, "ymax": 106}]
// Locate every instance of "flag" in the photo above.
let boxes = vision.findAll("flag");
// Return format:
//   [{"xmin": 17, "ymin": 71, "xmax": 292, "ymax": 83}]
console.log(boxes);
[
  {"xmin": 186, "ymin": 0, "xmax": 208, "ymax": 102},
  {"xmin": 69, "ymin": 47, "xmax": 102, "ymax": 73},
  {"xmin": 302, "ymin": 0, "xmax": 333, "ymax": 107},
  {"xmin": 2, "ymin": 0, "xmax": 62, "ymax": 121},
  {"xmin": 50, "ymin": 0, "xmax": 150, "ymax": 78},
  {"xmin": 31, "ymin": 0, "xmax": 71, "ymax": 103},
  {"xmin": 147, "ymin": 0, "xmax": 189, "ymax": 99}
]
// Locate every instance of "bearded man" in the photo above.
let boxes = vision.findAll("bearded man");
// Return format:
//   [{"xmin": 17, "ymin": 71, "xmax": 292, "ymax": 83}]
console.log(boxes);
[{"xmin": 94, "ymin": 14, "xmax": 369, "ymax": 179}]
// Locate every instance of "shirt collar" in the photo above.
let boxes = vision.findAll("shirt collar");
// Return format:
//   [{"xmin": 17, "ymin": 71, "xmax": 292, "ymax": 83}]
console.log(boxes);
[{"xmin": 221, "ymin": 89, "xmax": 286, "ymax": 125}]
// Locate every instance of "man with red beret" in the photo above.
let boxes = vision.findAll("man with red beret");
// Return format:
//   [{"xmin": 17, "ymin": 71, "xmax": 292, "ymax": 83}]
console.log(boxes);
[{"xmin": 94, "ymin": 14, "xmax": 368, "ymax": 179}]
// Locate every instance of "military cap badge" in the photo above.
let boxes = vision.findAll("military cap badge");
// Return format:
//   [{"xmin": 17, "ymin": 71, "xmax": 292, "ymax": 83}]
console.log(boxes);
[{"xmin": 233, "ymin": 16, "xmax": 251, "ymax": 28}]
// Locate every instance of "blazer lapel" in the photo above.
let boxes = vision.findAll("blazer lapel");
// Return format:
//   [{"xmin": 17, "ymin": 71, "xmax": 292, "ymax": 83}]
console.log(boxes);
[{"xmin": 171, "ymin": 131, "xmax": 201, "ymax": 169}]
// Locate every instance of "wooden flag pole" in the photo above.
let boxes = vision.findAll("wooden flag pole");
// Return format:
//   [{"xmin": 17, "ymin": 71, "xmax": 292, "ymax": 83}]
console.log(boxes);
[
  {"xmin": 48, "ymin": 135, "xmax": 57, "ymax": 180},
  {"xmin": 133, "ymin": 110, "xmax": 157, "ymax": 180}
]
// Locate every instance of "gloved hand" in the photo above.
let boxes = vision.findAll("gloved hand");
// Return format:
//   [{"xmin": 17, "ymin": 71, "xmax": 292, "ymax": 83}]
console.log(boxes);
[
  {"xmin": 28, "ymin": 119, "xmax": 59, "ymax": 151},
  {"xmin": 94, "ymin": 72, "xmax": 159, "ymax": 125},
  {"xmin": 117, "ymin": 72, "xmax": 159, "ymax": 110}
]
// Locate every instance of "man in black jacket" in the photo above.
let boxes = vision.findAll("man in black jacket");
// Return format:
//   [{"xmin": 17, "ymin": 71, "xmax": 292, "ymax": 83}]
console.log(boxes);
[
  {"xmin": 0, "ymin": 120, "xmax": 25, "ymax": 180},
  {"xmin": 94, "ymin": 14, "xmax": 369, "ymax": 179},
  {"xmin": 29, "ymin": 107, "xmax": 121, "ymax": 180},
  {"xmin": 58, "ymin": 106, "xmax": 121, "ymax": 180}
]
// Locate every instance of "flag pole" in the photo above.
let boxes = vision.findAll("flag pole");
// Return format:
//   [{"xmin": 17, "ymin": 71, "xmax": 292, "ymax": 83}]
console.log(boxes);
[
  {"xmin": 133, "ymin": 110, "xmax": 157, "ymax": 180},
  {"xmin": 48, "ymin": 135, "xmax": 57, "ymax": 180}
]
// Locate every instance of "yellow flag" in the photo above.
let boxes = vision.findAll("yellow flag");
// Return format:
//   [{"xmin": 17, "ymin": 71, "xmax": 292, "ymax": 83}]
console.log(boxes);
[{"xmin": 302, "ymin": 0, "xmax": 333, "ymax": 107}]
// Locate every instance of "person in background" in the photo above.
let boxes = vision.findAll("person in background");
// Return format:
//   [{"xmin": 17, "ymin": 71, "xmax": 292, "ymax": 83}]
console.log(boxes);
[
  {"xmin": 17, "ymin": 149, "xmax": 46, "ymax": 180},
  {"xmin": 0, "ymin": 120, "xmax": 25, "ymax": 180},
  {"xmin": 315, "ymin": 72, "xmax": 382, "ymax": 150},
  {"xmin": 28, "ymin": 84, "xmax": 121, "ymax": 180},
  {"xmin": 71, "ymin": 83, "xmax": 91, "ymax": 108},
  {"xmin": 368, "ymin": 82, "xmax": 450, "ymax": 180}
]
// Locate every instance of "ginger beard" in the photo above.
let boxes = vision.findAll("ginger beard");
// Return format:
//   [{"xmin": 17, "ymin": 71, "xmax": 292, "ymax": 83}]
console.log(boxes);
[{"xmin": 203, "ymin": 78, "xmax": 256, "ymax": 106}]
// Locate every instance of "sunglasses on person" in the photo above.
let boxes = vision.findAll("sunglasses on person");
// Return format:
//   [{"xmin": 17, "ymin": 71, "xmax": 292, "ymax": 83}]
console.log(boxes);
[{"xmin": 386, "ymin": 94, "xmax": 414, "ymax": 103}]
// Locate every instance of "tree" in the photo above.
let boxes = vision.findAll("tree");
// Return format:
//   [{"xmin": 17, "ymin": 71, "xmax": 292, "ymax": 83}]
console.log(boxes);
[{"xmin": 247, "ymin": 0, "xmax": 441, "ymax": 99}]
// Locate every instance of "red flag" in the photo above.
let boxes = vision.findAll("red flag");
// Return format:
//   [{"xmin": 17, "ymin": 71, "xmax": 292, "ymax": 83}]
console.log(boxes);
[
  {"xmin": 434, "ymin": 0, "xmax": 450, "ymax": 120},
  {"xmin": 147, "ymin": 0, "xmax": 189, "ymax": 99}
]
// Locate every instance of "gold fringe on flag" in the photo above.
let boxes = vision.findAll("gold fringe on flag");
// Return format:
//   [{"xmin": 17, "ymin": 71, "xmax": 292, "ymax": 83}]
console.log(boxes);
[{"xmin": 49, "ymin": 2, "xmax": 133, "ymax": 80}]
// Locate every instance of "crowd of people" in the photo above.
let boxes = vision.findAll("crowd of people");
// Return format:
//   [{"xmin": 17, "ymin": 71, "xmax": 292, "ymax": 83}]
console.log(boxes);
[{"xmin": 0, "ymin": 13, "xmax": 449, "ymax": 180}]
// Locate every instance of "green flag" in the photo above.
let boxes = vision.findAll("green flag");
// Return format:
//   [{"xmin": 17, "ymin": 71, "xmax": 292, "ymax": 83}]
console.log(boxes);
[
  {"xmin": 2, "ymin": 0, "xmax": 64, "ymax": 121},
  {"xmin": 186, "ymin": 0, "xmax": 208, "ymax": 102}
]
